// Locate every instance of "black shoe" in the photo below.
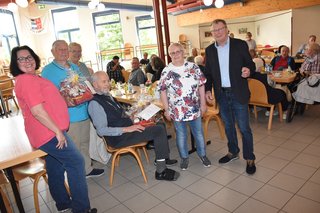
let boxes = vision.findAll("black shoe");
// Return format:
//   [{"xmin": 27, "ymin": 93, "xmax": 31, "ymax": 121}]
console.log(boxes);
[
  {"xmin": 246, "ymin": 160, "xmax": 256, "ymax": 175},
  {"xmin": 167, "ymin": 135, "xmax": 172, "ymax": 140},
  {"xmin": 86, "ymin": 169, "xmax": 105, "ymax": 178},
  {"xmin": 146, "ymin": 142, "xmax": 155, "ymax": 150},
  {"xmin": 154, "ymin": 158, "xmax": 178, "ymax": 166},
  {"xmin": 155, "ymin": 168, "xmax": 179, "ymax": 181},
  {"xmin": 218, "ymin": 153, "xmax": 239, "ymax": 164},
  {"xmin": 87, "ymin": 208, "xmax": 97, "ymax": 213}
]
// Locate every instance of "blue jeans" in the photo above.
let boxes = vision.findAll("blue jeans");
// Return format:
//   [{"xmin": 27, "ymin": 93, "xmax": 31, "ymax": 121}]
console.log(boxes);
[
  {"xmin": 174, "ymin": 117, "xmax": 206, "ymax": 158},
  {"xmin": 219, "ymin": 89, "xmax": 255, "ymax": 160},
  {"xmin": 39, "ymin": 132, "xmax": 91, "ymax": 213}
]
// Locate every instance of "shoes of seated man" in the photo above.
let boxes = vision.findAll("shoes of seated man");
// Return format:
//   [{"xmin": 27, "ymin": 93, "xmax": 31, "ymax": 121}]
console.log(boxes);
[
  {"xmin": 155, "ymin": 168, "xmax": 180, "ymax": 181},
  {"xmin": 154, "ymin": 158, "xmax": 178, "ymax": 166},
  {"xmin": 265, "ymin": 110, "xmax": 279, "ymax": 116},
  {"xmin": 146, "ymin": 142, "xmax": 155, "ymax": 150},
  {"xmin": 86, "ymin": 168, "xmax": 105, "ymax": 178},
  {"xmin": 87, "ymin": 208, "xmax": 98, "ymax": 213}
]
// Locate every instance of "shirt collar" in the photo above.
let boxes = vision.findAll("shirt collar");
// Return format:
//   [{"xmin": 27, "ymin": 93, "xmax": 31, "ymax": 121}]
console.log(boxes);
[{"xmin": 215, "ymin": 37, "xmax": 230, "ymax": 48}]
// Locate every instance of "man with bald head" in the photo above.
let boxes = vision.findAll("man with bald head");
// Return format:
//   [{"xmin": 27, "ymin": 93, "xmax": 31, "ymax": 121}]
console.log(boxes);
[
  {"xmin": 88, "ymin": 71, "xmax": 179, "ymax": 181},
  {"xmin": 42, "ymin": 40, "xmax": 104, "ymax": 178}
]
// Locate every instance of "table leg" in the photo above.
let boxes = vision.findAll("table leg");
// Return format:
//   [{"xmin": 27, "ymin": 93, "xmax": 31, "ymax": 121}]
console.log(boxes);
[
  {"xmin": 0, "ymin": 191, "xmax": 8, "ymax": 213},
  {"xmin": 4, "ymin": 168, "xmax": 25, "ymax": 213}
]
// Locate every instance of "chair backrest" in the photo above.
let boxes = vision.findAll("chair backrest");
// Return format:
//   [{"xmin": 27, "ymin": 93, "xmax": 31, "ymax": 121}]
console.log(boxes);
[
  {"xmin": 121, "ymin": 69, "xmax": 131, "ymax": 83},
  {"xmin": 0, "ymin": 75, "xmax": 15, "ymax": 97},
  {"xmin": 248, "ymin": 78, "xmax": 269, "ymax": 105}
]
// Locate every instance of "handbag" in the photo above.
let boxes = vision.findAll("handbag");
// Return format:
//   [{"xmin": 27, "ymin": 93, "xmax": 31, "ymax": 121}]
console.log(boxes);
[{"xmin": 307, "ymin": 75, "xmax": 320, "ymax": 88}]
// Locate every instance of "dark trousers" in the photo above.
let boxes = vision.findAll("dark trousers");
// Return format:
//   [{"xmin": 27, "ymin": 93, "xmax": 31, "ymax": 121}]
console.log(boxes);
[{"xmin": 107, "ymin": 122, "xmax": 170, "ymax": 160}]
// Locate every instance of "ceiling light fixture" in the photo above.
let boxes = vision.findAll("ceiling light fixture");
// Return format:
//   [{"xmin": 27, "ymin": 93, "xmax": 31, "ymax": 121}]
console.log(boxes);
[
  {"xmin": 7, "ymin": 2, "xmax": 18, "ymax": 11},
  {"xmin": 88, "ymin": 0, "xmax": 105, "ymax": 10},
  {"xmin": 203, "ymin": 0, "xmax": 213, "ymax": 6},
  {"xmin": 97, "ymin": 3, "xmax": 105, "ymax": 11},
  {"xmin": 215, "ymin": 0, "xmax": 224, "ymax": 8}
]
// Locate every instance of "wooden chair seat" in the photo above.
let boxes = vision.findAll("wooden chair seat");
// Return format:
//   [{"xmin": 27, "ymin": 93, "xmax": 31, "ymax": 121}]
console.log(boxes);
[
  {"xmin": 0, "ymin": 75, "xmax": 19, "ymax": 113},
  {"xmin": 102, "ymin": 137, "xmax": 149, "ymax": 186},
  {"xmin": 248, "ymin": 78, "xmax": 283, "ymax": 130},
  {"xmin": 0, "ymin": 170, "xmax": 13, "ymax": 213},
  {"xmin": 202, "ymin": 106, "xmax": 225, "ymax": 141},
  {"xmin": 12, "ymin": 158, "xmax": 70, "ymax": 213}
]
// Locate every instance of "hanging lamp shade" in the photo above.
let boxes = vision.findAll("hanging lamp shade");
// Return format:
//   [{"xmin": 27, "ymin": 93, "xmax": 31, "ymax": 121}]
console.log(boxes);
[
  {"xmin": 16, "ymin": 0, "xmax": 28, "ymax": 8},
  {"xmin": 8, "ymin": 2, "xmax": 18, "ymax": 11},
  {"xmin": 215, "ymin": 0, "xmax": 224, "ymax": 8},
  {"xmin": 203, "ymin": 0, "xmax": 213, "ymax": 6}
]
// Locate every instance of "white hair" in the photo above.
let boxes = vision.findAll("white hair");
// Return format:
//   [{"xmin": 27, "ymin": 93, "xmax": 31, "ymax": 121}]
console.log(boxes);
[{"xmin": 194, "ymin": 55, "xmax": 204, "ymax": 65}]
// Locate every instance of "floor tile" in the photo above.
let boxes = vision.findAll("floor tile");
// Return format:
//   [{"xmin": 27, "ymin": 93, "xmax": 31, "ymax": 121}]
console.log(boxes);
[
  {"xmin": 302, "ymin": 144, "xmax": 320, "ymax": 157},
  {"xmin": 297, "ymin": 181, "xmax": 320, "ymax": 202},
  {"xmin": 257, "ymin": 156, "xmax": 289, "ymax": 171},
  {"xmin": 254, "ymin": 143, "xmax": 278, "ymax": 155},
  {"xmin": 282, "ymin": 162, "xmax": 317, "ymax": 179},
  {"xmin": 269, "ymin": 147, "xmax": 299, "ymax": 161},
  {"xmin": 310, "ymin": 169, "xmax": 320, "ymax": 184},
  {"xmin": 123, "ymin": 191, "xmax": 161, "ymax": 213},
  {"xmin": 234, "ymin": 198, "xmax": 279, "ymax": 213},
  {"xmin": 89, "ymin": 192, "xmax": 120, "ymax": 212},
  {"xmin": 227, "ymin": 175, "xmax": 264, "ymax": 196},
  {"xmin": 165, "ymin": 189, "xmax": 203, "ymax": 213},
  {"xmin": 282, "ymin": 195, "xmax": 320, "ymax": 213},
  {"xmin": 279, "ymin": 140, "xmax": 309, "ymax": 152},
  {"xmin": 109, "ymin": 182, "xmax": 143, "ymax": 202},
  {"xmin": 268, "ymin": 172, "xmax": 306, "ymax": 193},
  {"xmin": 146, "ymin": 203, "xmax": 179, "ymax": 213},
  {"xmin": 246, "ymin": 165, "xmax": 277, "ymax": 183},
  {"xmin": 205, "ymin": 167, "xmax": 240, "ymax": 186},
  {"xmin": 171, "ymin": 170, "xmax": 202, "ymax": 188},
  {"xmin": 252, "ymin": 184, "xmax": 293, "ymax": 209},
  {"xmin": 147, "ymin": 181, "xmax": 183, "ymax": 201},
  {"xmin": 208, "ymin": 187, "xmax": 248, "ymax": 212},
  {"xmin": 189, "ymin": 201, "xmax": 230, "ymax": 213},
  {"xmin": 293, "ymin": 153, "xmax": 320, "ymax": 168},
  {"xmin": 186, "ymin": 177, "xmax": 223, "ymax": 199},
  {"xmin": 104, "ymin": 204, "xmax": 133, "ymax": 213}
]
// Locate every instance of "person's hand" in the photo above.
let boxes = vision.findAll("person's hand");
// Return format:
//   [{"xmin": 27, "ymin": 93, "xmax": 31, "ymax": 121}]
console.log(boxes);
[
  {"xmin": 56, "ymin": 131, "xmax": 67, "ymax": 149},
  {"xmin": 164, "ymin": 110, "xmax": 171, "ymax": 121},
  {"xmin": 123, "ymin": 124, "xmax": 145, "ymax": 133},
  {"xmin": 201, "ymin": 103, "xmax": 207, "ymax": 116},
  {"xmin": 241, "ymin": 67, "xmax": 250, "ymax": 78},
  {"xmin": 205, "ymin": 91, "xmax": 214, "ymax": 105}
]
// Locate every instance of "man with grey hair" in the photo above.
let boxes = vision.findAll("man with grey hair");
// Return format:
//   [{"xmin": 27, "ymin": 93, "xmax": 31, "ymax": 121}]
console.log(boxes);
[
  {"xmin": 88, "ymin": 71, "xmax": 179, "ymax": 181},
  {"xmin": 42, "ymin": 40, "xmax": 104, "ymax": 178},
  {"xmin": 128, "ymin": 57, "xmax": 146, "ymax": 86}
]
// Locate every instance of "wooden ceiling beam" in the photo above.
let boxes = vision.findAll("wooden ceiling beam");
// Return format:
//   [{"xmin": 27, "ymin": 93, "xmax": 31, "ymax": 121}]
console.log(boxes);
[{"xmin": 176, "ymin": 0, "xmax": 320, "ymax": 26}]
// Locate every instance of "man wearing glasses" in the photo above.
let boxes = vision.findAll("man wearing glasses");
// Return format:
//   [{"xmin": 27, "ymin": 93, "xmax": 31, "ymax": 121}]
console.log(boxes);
[{"xmin": 204, "ymin": 19, "xmax": 257, "ymax": 175}]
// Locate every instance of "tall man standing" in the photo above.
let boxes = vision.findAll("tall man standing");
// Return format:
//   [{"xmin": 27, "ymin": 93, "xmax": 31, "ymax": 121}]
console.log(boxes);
[
  {"xmin": 42, "ymin": 40, "xmax": 104, "ymax": 178},
  {"xmin": 204, "ymin": 19, "xmax": 256, "ymax": 174}
]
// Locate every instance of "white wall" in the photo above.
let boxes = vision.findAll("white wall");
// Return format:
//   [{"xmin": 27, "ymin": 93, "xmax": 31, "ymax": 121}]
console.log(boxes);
[{"xmin": 292, "ymin": 5, "xmax": 320, "ymax": 54}]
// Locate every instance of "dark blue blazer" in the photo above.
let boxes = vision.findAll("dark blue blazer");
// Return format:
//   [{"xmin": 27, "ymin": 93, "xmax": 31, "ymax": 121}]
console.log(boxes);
[{"xmin": 205, "ymin": 38, "xmax": 256, "ymax": 104}]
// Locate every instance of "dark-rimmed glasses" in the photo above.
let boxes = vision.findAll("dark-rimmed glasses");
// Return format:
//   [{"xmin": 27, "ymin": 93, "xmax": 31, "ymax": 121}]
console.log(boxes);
[{"xmin": 17, "ymin": 55, "xmax": 34, "ymax": 63}]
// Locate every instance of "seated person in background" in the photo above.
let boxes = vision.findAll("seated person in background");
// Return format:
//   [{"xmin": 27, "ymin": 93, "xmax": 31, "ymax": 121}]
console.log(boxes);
[
  {"xmin": 249, "ymin": 49, "xmax": 265, "ymax": 72},
  {"xmin": 150, "ymin": 56, "xmax": 165, "ymax": 83},
  {"xmin": 88, "ymin": 71, "xmax": 179, "ymax": 181},
  {"xmin": 145, "ymin": 54, "xmax": 157, "ymax": 76},
  {"xmin": 245, "ymin": 32, "xmax": 257, "ymax": 50},
  {"xmin": 296, "ymin": 35, "xmax": 317, "ymax": 56},
  {"xmin": 68, "ymin": 42, "xmax": 94, "ymax": 79},
  {"xmin": 270, "ymin": 45, "xmax": 296, "ymax": 71},
  {"xmin": 250, "ymin": 72, "xmax": 289, "ymax": 119},
  {"xmin": 140, "ymin": 52, "xmax": 149, "ymax": 65},
  {"xmin": 293, "ymin": 43, "xmax": 320, "ymax": 104},
  {"xmin": 186, "ymin": 56, "xmax": 195, "ymax": 63},
  {"xmin": 128, "ymin": 57, "xmax": 146, "ymax": 86},
  {"xmin": 194, "ymin": 55, "xmax": 206, "ymax": 75},
  {"xmin": 106, "ymin": 56, "xmax": 124, "ymax": 83},
  {"xmin": 229, "ymin": 32, "xmax": 234, "ymax": 38},
  {"xmin": 192, "ymin": 48, "xmax": 199, "ymax": 57}
]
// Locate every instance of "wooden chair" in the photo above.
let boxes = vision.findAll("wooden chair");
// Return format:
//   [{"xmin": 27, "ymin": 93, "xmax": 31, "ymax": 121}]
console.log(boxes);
[
  {"xmin": 121, "ymin": 69, "xmax": 131, "ymax": 83},
  {"xmin": 12, "ymin": 158, "xmax": 70, "ymax": 213},
  {"xmin": 0, "ymin": 75, "xmax": 19, "ymax": 113},
  {"xmin": 0, "ymin": 170, "xmax": 13, "ymax": 213},
  {"xmin": 248, "ymin": 79, "xmax": 283, "ymax": 130},
  {"xmin": 102, "ymin": 137, "xmax": 149, "ymax": 186},
  {"xmin": 202, "ymin": 90, "xmax": 225, "ymax": 141}
]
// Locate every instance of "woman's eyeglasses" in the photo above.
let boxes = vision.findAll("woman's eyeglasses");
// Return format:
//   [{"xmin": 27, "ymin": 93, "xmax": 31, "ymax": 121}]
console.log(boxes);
[
  {"xmin": 17, "ymin": 55, "xmax": 34, "ymax": 63},
  {"xmin": 169, "ymin": 50, "xmax": 182, "ymax": 56}
]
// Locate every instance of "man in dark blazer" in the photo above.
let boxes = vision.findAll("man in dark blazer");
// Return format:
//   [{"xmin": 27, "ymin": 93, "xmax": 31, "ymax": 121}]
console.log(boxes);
[{"xmin": 204, "ymin": 19, "xmax": 256, "ymax": 174}]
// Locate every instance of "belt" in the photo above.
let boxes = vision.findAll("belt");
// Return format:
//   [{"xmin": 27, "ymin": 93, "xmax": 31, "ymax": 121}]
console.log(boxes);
[{"xmin": 221, "ymin": 87, "xmax": 232, "ymax": 92}]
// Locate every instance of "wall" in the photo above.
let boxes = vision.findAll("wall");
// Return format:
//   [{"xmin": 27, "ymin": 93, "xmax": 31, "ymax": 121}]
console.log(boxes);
[{"xmin": 292, "ymin": 5, "xmax": 320, "ymax": 54}]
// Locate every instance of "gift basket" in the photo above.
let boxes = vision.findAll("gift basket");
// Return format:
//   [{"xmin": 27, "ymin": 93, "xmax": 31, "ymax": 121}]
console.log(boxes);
[{"xmin": 59, "ymin": 71, "xmax": 93, "ymax": 107}]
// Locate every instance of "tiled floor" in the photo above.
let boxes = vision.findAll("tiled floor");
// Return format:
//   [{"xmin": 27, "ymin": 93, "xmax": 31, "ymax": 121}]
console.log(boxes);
[{"xmin": 2, "ymin": 105, "xmax": 320, "ymax": 213}]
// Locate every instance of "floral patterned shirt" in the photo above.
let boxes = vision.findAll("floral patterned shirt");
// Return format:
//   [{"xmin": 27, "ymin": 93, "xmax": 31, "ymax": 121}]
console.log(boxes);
[{"xmin": 158, "ymin": 61, "xmax": 206, "ymax": 121}]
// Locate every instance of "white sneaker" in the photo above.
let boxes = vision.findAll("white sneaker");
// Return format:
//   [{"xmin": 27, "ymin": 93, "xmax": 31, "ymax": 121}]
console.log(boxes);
[
  {"xmin": 265, "ymin": 110, "xmax": 278, "ymax": 116},
  {"xmin": 282, "ymin": 112, "xmax": 287, "ymax": 120}
]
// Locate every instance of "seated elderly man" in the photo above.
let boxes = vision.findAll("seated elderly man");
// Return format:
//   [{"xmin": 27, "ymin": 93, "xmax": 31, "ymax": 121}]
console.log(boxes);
[
  {"xmin": 293, "ymin": 43, "xmax": 320, "ymax": 104},
  {"xmin": 88, "ymin": 71, "xmax": 179, "ymax": 181},
  {"xmin": 270, "ymin": 45, "xmax": 296, "ymax": 71},
  {"xmin": 296, "ymin": 35, "xmax": 317, "ymax": 56},
  {"xmin": 128, "ymin": 57, "xmax": 146, "ymax": 86}
]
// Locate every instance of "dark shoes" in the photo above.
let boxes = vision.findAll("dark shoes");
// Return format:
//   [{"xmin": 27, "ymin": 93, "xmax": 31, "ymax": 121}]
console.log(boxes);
[
  {"xmin": 87, "ymin": 208, "xmax": 97, "ymax": 213},
  {"xmin": 199, "ymin": 155, "xmax": 211, "ymax": 167},
  {"xmin": 86, "ymin": 168, "xmax": 105, "ymax": 178},
  {"xmin": 246, "ymin": 160, "xmax": 256, "ymax": 175},
  {"xmin": 155, "ymin": 168, "xmax": 180, "ymax": 181},
  {"xmin": 146, "ymin": 142, "xmax": 155, "ymax": 150},
  {"xmin": 219, "ymin": 153, "xmax": 239, "ymax": 164},
  {"xmin": 154, "ymin": 158, "xmax": 178, "ymax": 166}
]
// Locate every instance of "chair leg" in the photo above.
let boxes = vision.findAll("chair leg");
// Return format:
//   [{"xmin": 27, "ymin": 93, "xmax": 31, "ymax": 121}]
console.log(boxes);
[
  {"xmin": 253, "ymin": 106, "xmax": 258, "ymax": 119},
  {"xmin": 13, "ymin": 98, "xmax": 19, "ymax": 110},
  {"xmin": 109, "ymin": 154, "xmax": 117, "ymax": 186},
  {"xmin": 129, "ymin": 149, "xmax": 147, "ymax": 184},
  {"xmin": 0, "ymin": 186, "xmax": 13, "ymax": 213},
  {"xmin": 268, "ymin": 106, "xmax": 274, "ymax": 130},
  {"xmin": 5, "ymin": 99, "xmax": 9, "ymax": 113},
  {"xmin": 33, "ymin": 172, "xmax": 46, "ymax": 213},
  {"xmin": 278, "ymin": 103, "xmax": 283, "ymax": 122},
  {"xmin": 142, "ymin": 147, "xmax": 149, "ymax": 164}
]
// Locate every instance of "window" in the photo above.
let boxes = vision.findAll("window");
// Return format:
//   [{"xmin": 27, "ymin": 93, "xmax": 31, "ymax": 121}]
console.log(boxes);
[
  {"xmin": 51, "ymin": 7, "xmax": 80, "ymax": 43},
  {"xmin": 0, "ymin": 9, "xmax": 19, "ymax": 64},
  {"xmin": 135, "ymin": 15, "xmax": 158, "ymax": 57},
  {"xmin": 93, "ymin": 10, "xmax": 124, "ymax": 67}
]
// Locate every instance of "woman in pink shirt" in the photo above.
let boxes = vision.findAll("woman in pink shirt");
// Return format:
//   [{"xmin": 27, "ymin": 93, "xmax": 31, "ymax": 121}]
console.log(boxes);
[{"xmin": 10, "ymin": 46, "xmax": 96, "ymax": 213}]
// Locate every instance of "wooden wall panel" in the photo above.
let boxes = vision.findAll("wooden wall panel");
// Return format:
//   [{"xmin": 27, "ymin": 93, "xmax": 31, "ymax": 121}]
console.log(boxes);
[{"xmin": 176, "ymin": 0, "xmax": 320, "ymax": 26}]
